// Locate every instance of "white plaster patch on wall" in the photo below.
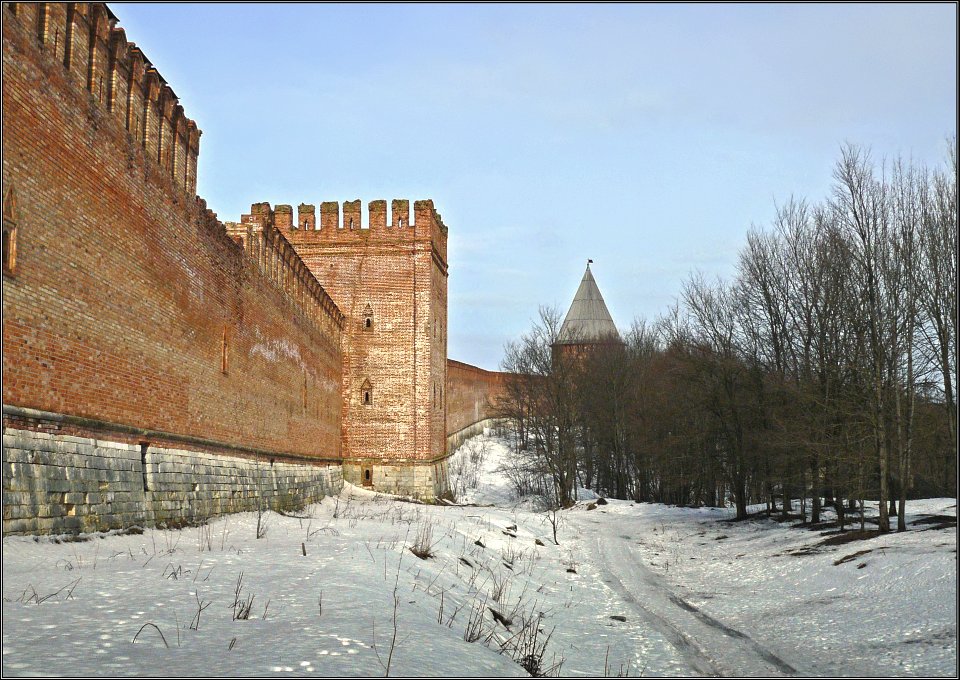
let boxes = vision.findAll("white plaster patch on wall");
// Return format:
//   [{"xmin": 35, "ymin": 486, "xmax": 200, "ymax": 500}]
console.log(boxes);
[{"xmin": 249, "ymin": 326, "xmax": 308, "ymax": 369}]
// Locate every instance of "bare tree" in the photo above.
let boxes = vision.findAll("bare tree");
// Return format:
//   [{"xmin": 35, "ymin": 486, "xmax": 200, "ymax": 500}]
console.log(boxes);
[
  {"xmin": 677, "ymin": 275, "xmax": 759, "ymax": 519},
  {"xmin": 499, "ymin": 306, "xmax": 581, "ymax": 508},
  {"xmin": 497, "ymin": 141, "xmax": 957, "ymax": 525},
  {"xmin": 832, "ymin": 145, "xmax": 895, "ymax": 531},
  {"xmin": 917, "ymin": 138, "xmax": 958, "ymax": 451}
]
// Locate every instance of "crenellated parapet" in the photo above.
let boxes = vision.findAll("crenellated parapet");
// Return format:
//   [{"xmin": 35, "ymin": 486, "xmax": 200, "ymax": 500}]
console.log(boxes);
[
  {"xmin": 240, "ymin": 198, "xmax": 449, "ymax": 268},
  {"xmin": 226, "ymin": 206, "xmax": 345, "ymax": 336},
  {"xmin": 4, "ymin": 2, "xmax": 202, "ymax": 197}
]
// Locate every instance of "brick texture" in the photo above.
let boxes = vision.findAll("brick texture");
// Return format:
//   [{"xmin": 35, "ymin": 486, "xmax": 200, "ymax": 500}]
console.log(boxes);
[
  {"xmin": 446, "ymin": 359, "xmax": 507, "ymax": 438},
  {"xmin": 249, "ymin": 199, "xmax": 449, "ymax": 468},
  {"xmin": 2, "ymin": 4, "xmax": 342, "ymax": 461}
]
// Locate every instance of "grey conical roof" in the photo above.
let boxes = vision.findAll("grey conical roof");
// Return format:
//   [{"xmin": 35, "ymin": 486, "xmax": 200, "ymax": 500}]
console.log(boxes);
[{"xmin": 556, "ymin": 264, "xmax": 620, "ymax": 345}]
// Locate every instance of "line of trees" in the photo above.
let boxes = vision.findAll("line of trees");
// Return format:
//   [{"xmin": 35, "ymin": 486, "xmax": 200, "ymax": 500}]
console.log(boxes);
[{"xmin": 498, "ymin": 141, "xmax": 957, "ymax": 529}]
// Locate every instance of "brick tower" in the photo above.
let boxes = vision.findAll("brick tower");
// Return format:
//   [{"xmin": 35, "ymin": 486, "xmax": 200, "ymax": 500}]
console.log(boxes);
[{"xmin": 237, "ymin": 200, "xmax": 450, "ymax": 497}]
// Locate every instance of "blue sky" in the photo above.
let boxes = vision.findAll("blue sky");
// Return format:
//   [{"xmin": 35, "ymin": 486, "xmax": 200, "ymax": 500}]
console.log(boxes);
[{"xmin": 112, "ymin": 3, "xmax": 957, "ymax": 370}]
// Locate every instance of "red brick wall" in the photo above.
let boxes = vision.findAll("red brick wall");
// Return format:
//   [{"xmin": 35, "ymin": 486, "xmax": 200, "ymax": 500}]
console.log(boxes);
[
  {"xmin": 2, "ymin": 4, "xmax": 343, "ymax": 461},
  {"xmin": 264, "ymin": 199, "xmax": 449, "ymax": 463},
  {"xmin": 430, "ymin": 228, "xmax": 449, "ymax": 457},
  {"xmin": 446, "ymin": 359, "xmax": 507, "ymax": 435}
]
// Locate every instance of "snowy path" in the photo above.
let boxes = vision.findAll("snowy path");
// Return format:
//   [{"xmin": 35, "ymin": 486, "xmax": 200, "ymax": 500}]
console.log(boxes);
[{"xmin": 572, "ymin": 514, "xmax": 798, "ymax": 676}]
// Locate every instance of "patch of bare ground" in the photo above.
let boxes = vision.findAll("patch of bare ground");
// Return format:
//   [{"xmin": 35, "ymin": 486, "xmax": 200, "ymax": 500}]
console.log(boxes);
[
  {"xmin": 802, "ymin": 516, "xmax": 879, "ymax": 532},
  {"xmin": 911, "ymin": 514, "xmax": 957, "ymax": 531},
  {"xmin": 780, "ymin": 529, "xmax": 883, "ymax": 557},
  {"xmin": 768, "ymin": 513, "xmax": 807, "ymax": 523},
  {"xmin": 818, "ymin": 529, "xmax": 883, "ymax": 546},
  {"xmin": 833, "ymin": 548, "xmax": 873, "ymax": 565}
]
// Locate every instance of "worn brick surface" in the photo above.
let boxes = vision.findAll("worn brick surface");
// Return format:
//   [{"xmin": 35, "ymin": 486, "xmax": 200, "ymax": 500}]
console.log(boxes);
[
  {"xmin": 2, "ymin": 3, "xmax": 342, "ymax": 461},
  {"xmin": 247, "ymin": 199, "xmax": 450, "ymax": 468},
  {"xmin": 446, "ymin": 359, "xmax": 507, "ymax": 439}
]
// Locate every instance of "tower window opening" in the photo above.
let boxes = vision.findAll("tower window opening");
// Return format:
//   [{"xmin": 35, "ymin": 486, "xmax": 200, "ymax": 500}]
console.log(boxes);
[
  {"xmin": 3, "ymin": 187, "xmax": 18, "ymax": 276},
  {"xmin": 37, "ymin": 3, "xmax": 48, "ymax": 43},
  {"xmin": 221, "ymin": 327, "xmax": 229, "ymax": 374},
  {"xmin": 2, "ymin": 225, "xmax": 16, "ymax": 275}
]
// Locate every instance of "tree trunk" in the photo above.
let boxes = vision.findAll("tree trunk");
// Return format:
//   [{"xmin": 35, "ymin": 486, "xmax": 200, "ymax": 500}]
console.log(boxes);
[
  {"xmin": 811, "ymin": 462, "xmax": 822, "ymax": 523},
  {"xmin": 799, "ymin": 467, "xmax": 807, "ymax": 522},
  {"xmin": 877, "ymin": 430, "xmax": 891, "ymax": 532},
  {"xmin": 897, "ymin": 460, "xmax": 908, "ymax": 532}
]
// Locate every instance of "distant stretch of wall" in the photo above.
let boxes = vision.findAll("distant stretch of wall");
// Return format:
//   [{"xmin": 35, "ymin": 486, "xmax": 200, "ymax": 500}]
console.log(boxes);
[
  {"xmin": 445, "ymin": 359, "xmax": 507, "ymax": 450},
  {"xmin": 2, "ymin": 3, "xmax": 345, "ymax": 533}
]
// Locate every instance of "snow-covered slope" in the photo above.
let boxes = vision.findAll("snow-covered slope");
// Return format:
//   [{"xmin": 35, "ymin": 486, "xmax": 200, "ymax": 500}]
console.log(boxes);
[{"xmin": 2, "ymin": 432, "xmax": 956, "ymax": 676}]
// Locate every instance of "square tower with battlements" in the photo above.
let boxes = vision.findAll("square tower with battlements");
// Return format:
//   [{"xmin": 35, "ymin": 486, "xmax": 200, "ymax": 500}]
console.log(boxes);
[{"xmin": 233, "ymin": 199, "xmax": 450, "ymax": 498}]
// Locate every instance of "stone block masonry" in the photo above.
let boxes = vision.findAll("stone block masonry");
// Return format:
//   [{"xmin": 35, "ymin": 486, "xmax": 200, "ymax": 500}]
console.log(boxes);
[{"xmin": 2, "ymin": 426, "xmax": 342, "ymax": 535}]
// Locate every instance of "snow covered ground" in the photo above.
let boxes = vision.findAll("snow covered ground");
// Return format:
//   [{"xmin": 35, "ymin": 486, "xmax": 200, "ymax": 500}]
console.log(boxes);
[{"xmin": 2, "ymin": 431, "xmax": 956, "ymax": 677}]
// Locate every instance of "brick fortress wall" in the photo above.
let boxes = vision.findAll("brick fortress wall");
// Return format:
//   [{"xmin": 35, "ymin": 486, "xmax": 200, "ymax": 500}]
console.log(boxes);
[
  {"xmin": 2, "ymin": 3, "xmax": 344, "ymax": 533},
  {"xmin": 2, "ymin": 2, "xmax": 513, "ymax": 527},
  {"xmin": 446, "ymin": 359, "xmax": 508, "ymax": 450},
  {"xmin": 239, "ymin": 200, "xmax": 450, "ymax": 497}
]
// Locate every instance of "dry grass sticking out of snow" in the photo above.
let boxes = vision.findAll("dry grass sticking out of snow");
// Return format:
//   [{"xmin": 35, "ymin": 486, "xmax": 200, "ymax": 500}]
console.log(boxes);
[
  {"xmin": 1, "ymin": 453, "xmax": 687, "ymax": 677},
  {"xmin": 2, "ymin": 432, "xmax": 956, "ymax": 677}
]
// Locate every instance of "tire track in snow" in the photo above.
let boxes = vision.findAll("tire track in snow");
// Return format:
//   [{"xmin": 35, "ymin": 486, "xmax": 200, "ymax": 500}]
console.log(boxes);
[
  {"xmin": 577, "ymin": 517, "xmax": 797, "ymax": 677},
  {"xmin": 663, "ymin": 592, "xmax": 797, "ymax": 674},
  {"xmin": 589, "ymin": 536, "xmax": 722, "ymax": 676}
]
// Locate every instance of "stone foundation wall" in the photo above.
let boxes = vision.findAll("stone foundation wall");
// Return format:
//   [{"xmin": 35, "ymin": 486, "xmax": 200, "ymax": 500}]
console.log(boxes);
[
  {"xmin": 446, "ymin": 418, "xmax": 501, "ymax": 454},
  {"xmin": 2, "ymin": 428, "xmax": 343, "ymax": 535},
  {"xmin": 342, "ymin": 459, "xmax": 449, "ymax": 500}
]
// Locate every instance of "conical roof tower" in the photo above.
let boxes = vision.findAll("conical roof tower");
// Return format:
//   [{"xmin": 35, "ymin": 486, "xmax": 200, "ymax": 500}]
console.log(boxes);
[{"xmin": 556, "ymin": 262, "xmax": 620, "ymax": 345}]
